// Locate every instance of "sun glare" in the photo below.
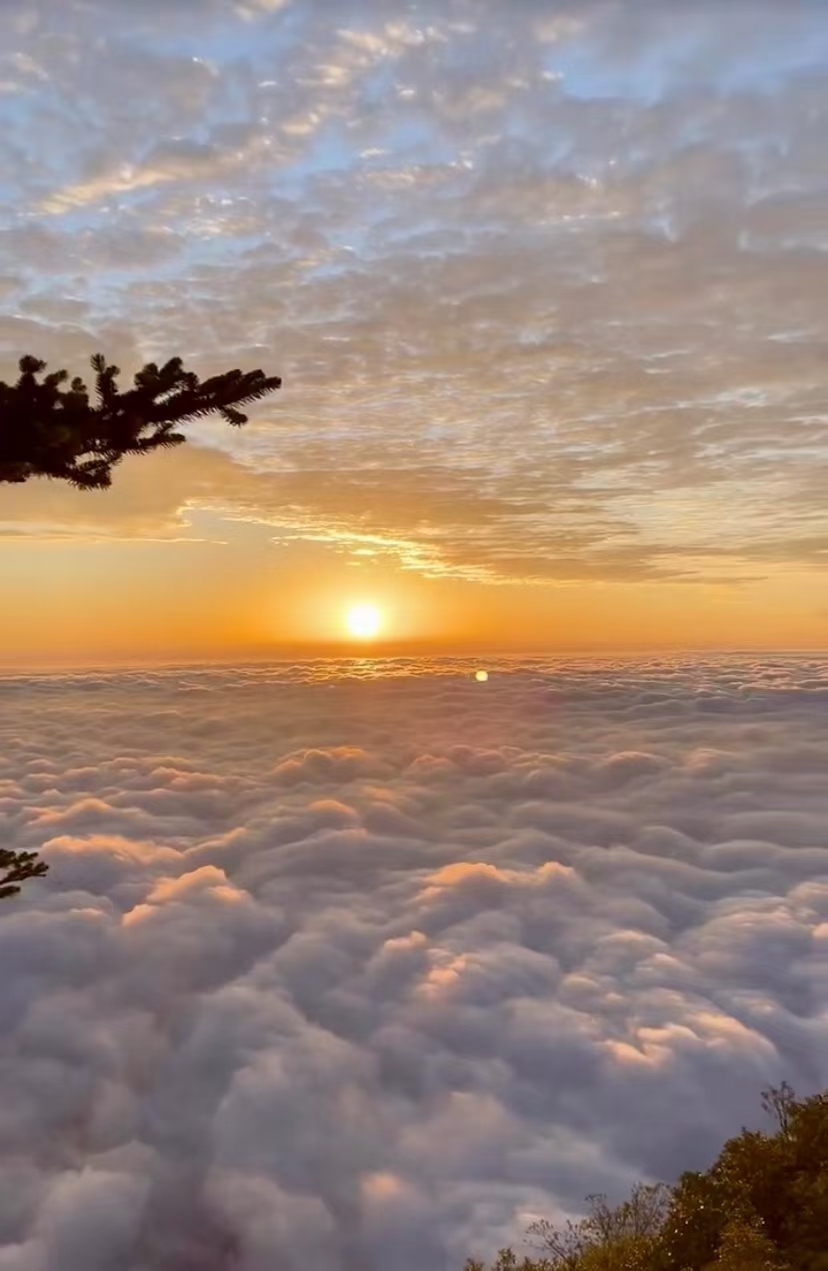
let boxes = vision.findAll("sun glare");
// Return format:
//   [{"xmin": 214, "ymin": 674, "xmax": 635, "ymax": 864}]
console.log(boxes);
[{"xmin": 346, "ymin": 602, "xmax": 383, "ymax": 640}]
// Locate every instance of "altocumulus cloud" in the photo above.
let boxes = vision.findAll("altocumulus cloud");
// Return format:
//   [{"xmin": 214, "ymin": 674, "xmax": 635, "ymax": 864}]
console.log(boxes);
[
  {"xmin": 2, "ymin": 657, "xmax": 828, "ymax": 1269},
  {"xmin": 2, "ymin": 0, "xmax": 828, "ymax": 586}
]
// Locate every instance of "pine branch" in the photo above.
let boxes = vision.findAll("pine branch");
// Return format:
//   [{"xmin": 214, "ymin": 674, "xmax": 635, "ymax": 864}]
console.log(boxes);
[
  {"xmin": 0, "ymin": 353, "xmax": 281, "ymax": 487},
  {"xmin": 0, "ymin": 848, "xmax": 48, "ymax": 900}
]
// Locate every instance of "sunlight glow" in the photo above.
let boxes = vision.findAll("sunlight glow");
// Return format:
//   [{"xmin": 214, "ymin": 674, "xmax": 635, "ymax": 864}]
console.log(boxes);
[{"xmin": 346, "ymin": 602, "xmax": 383, "ymax": 640}]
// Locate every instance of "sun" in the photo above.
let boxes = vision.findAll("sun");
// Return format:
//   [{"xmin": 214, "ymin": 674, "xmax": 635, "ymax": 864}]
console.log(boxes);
[{"xmin": 345, "ymin": 602, "xmax": 383, "ymax": 640}]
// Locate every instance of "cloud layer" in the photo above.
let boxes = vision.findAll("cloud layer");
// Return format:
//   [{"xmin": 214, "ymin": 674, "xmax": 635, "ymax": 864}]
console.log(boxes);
[
  {"xmin": 1, "ymin": 0, "xmax": 828, "ymax": 588},
  {"xmin": 3, "ymin": 656, "xmax": 828, "ymax": 1269}
]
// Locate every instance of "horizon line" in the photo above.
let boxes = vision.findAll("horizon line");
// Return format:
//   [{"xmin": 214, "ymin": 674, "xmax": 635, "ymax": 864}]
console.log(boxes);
[{"xmin": 1, "ymin": 644, "xmax": 827, "ymax": 677}]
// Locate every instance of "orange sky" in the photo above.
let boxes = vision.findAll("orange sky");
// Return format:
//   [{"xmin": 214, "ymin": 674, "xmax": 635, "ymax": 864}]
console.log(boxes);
[
  {"xmin": 1, "ymin": 1, "xmax": 827, "ymax": 666},
  {"xmin": 1, "ymin": 445, "xmax": 825, "ymax": 667}
]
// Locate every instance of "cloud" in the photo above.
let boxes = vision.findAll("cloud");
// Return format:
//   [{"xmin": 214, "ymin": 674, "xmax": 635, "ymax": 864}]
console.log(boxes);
[
  {"xmin": 0, "ymin": 0, "xmax": 827, "ymax": 588},
  {"xmin": 3, "ymin": 656, "xmax": 828, "ymax": 1268}
]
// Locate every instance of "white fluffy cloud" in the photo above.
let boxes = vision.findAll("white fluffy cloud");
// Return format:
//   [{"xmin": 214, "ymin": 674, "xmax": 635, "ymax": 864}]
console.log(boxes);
[{"xmin": 2, "ymin": 656, "xmax": 828, "ymax": 1269}]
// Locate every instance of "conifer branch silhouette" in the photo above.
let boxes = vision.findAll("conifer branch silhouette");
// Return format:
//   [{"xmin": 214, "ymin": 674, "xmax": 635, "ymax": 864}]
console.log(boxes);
[
  {"xmin": 0, "ymin": 354, "xmax": 281, "ymax": 488},
  {"xmin": 0, "ymin": 848, "xmax": 49, "ymax": 900}
]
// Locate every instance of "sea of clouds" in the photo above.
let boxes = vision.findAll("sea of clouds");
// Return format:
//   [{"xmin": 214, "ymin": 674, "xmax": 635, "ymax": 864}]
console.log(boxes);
[{"xmin": 2, "ymin": 656, "xmax": 828, "ymax": 1271}]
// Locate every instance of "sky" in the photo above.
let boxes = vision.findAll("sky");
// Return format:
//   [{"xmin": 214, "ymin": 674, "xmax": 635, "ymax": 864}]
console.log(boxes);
[
  {"xmin": 1, "ymin": 0, "xmax": 828, "ymax": 662},
  {"xmin": 4, "ymin": 655, "xmax": 828, "ymax": 1270}
]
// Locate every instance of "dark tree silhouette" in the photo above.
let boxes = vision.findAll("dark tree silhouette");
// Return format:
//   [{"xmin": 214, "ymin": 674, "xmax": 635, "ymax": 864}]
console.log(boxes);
[
  {"xmin": 0, "ymin": 353, "xmax": 282, "ymax": 488},
  {"xmin": 0, "ymin": 848, "xmax": 49, "ymax": 900}
]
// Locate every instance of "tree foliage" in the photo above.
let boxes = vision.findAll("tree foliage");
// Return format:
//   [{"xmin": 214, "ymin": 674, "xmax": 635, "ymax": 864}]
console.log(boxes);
[
  {"xmin": 466, "ymin": 1086, "xmax": 828, "ymax": 1271},
  {"xmin": 0, "ymin": 847, "xmax": 49, "ymax": 900},
  {"xmin": 524, "ymin": 1185, "xmax": 670, "ymax": 1271},
  {"xmin": 0, "ymin": 353, "xmax": 281, "ymax": 488}
]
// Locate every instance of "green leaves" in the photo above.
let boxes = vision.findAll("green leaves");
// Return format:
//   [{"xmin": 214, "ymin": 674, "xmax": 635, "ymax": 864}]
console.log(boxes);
[
  {"xmin": 469, "ymin": 1089, "xmax": 828, "ymax": 1271},
  {"xmin": 521, "ymin": 1186, "xmax": 670, "ymax": 1271},
  {"xmin": 0, "ymin": 352, "xmax": 282, "ymax": 488}
]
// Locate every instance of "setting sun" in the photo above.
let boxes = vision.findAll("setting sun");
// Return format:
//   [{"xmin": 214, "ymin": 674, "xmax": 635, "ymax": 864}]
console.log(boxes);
[{"xmin": 346, "ymin": 602, "xmax": 383, "ymax": 640}]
